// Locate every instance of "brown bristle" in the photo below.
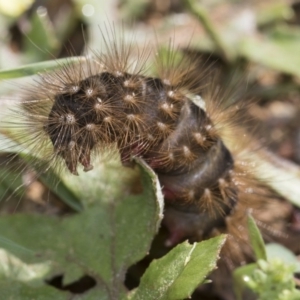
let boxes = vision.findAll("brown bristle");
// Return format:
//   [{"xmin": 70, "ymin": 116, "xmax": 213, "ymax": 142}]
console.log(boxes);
[
  {"xmin": 167, "ymin": 90, "xmax": 185, "ymax": 102},
  {"xmin": 159, "ymin": 101, "xmax": 179, "ymax": 120}
]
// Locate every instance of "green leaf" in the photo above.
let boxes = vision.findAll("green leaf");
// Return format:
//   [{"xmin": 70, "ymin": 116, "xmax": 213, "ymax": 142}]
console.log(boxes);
[
  {"xmin": 0, "ymin": 280, "xmax": 67, "ymax": 300},
  {"xmin": 235, "ymin": 149, "xmax": 300, "ymax": 209},
  {"xmin": 247, "ymin": 214, "xmax": 267, "ymax": 261},
  {"xmin": 23, "ymin": 8, "xmax": 60, "ymax": 61},
  {"xmin": 38, "ymin": 168, "xmax": 84, "ymax": 212},
  {"xmin": 257, "ymin": 3, "xmax": 294, "ymax": 26},
  {"xmin": 0, "ymin": 130, "xmax": 83, "ymax": 211},
  {"xmin": 234, "ymin": 240, "xmax": 300, "ymax": 300},
  {"xmin": 75, "ymin": 288, "xmax": 110, "ymax": 300},
  {"xmin": 0, "ymin": 236, "xmax": 34, "ymax": 256},
  {"xmin": 233, "ymin": 263, "xmax": 257, "ymax": 300},
  {"xmin": 132, "ymin": 235, "xmax": 227, "ymax": 300},
  {"xmin": 0, "ymin": 248, "xmax": 51, "ymax": 282},
  {"xmin": 0, "ymin": 151, "xmax": 83, "ymax": 212},
  {"xmin": 240, "ymin": 25, "xmax": 300, "ymax": 78},
  {"xmin": 0, "ymin": 165, "xmax": 25, "ymax": 200},
  {"xmin": 0, "ymin": 57, "xmax": 85, "ymax": 80},
  {"xmin": 0, "ymin": 159, "xmax": 164, "ymax": 297},
  {"xmin": 266, "ymin": 243, "xmax": 300, "ymax": 273},
  {"xmin": 236, "ymin": 259, "xmax": 300, "ymax": 300}
]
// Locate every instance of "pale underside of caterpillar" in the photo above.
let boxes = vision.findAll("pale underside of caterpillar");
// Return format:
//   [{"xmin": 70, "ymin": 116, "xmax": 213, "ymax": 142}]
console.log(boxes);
[{"xmin": 7, "ymin": 33, "xmax": 299, "ymax": 277}]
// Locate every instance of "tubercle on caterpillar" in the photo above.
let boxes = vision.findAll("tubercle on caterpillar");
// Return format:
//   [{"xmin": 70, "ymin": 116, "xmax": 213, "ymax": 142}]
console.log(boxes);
[{"xmin": 1, "ymin": 25, "xmax": 299, "ymax": 276}]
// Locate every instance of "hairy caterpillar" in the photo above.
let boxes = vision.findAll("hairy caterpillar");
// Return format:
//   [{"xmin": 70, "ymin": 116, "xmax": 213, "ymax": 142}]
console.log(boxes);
[{"xmin": 1, "ymin": 24, "xmax": 300, "ymax": 298}]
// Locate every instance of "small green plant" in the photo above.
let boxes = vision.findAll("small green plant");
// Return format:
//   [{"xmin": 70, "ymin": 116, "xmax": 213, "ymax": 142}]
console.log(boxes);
[
  {"xmin": 244, "ymin": 258, "xmax": 300, "ymax": 300},
  {"xmin": 234, "ymin": 215, "xmax": 300, "ymax": 300}
]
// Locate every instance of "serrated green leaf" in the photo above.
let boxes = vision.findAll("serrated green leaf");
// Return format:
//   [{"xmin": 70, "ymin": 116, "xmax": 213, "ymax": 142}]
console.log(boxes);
[
  {"xmin": 132, "ymin": 235, "xmax": 226, "ymax": 300},
  {"xmin": 247, "ymin": 214, "xmax": 267, "ymax": 261},
  {"xmin": 0, "ymin": 159, "xmax": 164, "ymax": 298}
]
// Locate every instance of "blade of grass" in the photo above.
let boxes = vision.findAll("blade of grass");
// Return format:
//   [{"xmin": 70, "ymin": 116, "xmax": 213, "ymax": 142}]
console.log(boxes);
[
  {"xmin": 247, "ymin": 213, "xmax": 267, "ymax": 261},
  {"xmin": 39, "ymin": 169, "xmax": 84, "ymax": 212},
  {"xmin": 0, "ymin": 57, "xmax": 86, "ymax": 80}
]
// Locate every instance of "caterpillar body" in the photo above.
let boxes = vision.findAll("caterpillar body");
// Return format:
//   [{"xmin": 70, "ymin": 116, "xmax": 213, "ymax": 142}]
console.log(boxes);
[
  {"xmin": 45, "ymin": 68, "xmax": 236, "ymax": 232},
  {"xmin": 1, "ymin": 28, "xmax": 299, "ymax": 296},
  {"xmin": 15, "ymin": 44, "xmax": 238, "ymax": 238}
]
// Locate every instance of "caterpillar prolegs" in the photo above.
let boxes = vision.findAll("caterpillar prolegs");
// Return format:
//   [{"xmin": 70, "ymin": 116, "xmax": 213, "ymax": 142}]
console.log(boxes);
[{"xmin": 4, "ymin": 32, "xmax": 299, "ymax": 276}]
